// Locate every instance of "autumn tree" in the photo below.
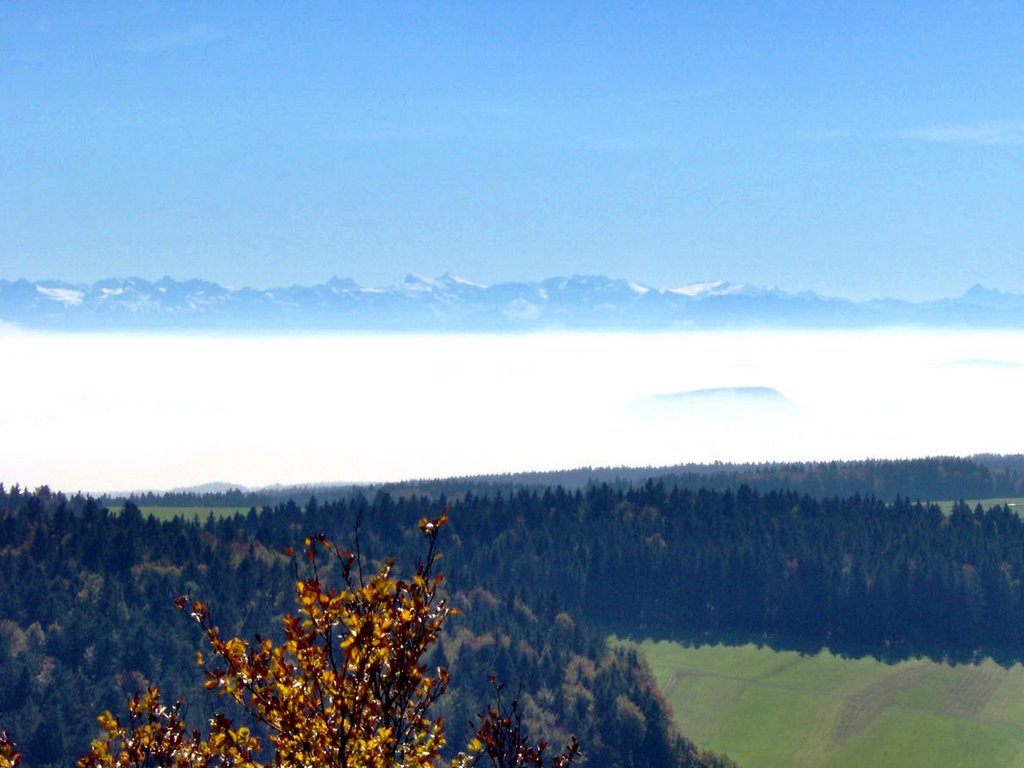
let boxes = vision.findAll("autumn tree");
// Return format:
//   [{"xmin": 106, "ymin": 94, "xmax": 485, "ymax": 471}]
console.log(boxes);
[
  {"xmin": 0, "ymin": 730, "xmax": 20, "ymax": 768},
  {"xmin": 0, "ymin": 515, "xmax": 578, "ymax": 768}
]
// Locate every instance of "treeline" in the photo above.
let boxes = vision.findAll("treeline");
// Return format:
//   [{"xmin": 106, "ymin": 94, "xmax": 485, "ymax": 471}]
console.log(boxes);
[
  {"xmin": 434, "ymin": 483, "xmax": 1024, "ymax": 656},
  {"xmin": 225, "ymin": 480, "xmax": 1024, "ymax": 655},
  {"xmin": 0, "ymin": 485, "xmax": 733, "ymax": 768},
  {"xmin": 100, "ymin": 455, "xmax": 1024, "ymax": 510},
  {"xmin": 249, "ymin": 483, "xmax": 1024, "ymax": 656},
  {"xmin": 450, "ymin": 455, "xmax": 1024, "ymax": 502}
]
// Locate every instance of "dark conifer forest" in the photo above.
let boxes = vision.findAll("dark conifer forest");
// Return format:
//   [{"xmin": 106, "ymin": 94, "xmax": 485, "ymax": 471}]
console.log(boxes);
[{"xmin": 2, "ymin": 456, "xmax": 1024, "ymax": 766}]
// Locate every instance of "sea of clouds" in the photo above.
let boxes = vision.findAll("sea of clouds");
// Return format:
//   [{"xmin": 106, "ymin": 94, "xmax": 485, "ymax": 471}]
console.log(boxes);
[{"xmin": 2, "ymin": 329, "xmax": 1022, "ymax": 492}]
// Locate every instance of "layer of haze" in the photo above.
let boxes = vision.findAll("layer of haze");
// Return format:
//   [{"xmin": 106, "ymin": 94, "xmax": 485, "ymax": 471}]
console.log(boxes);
[{"xmin": 3, "ymin": 330, "xmax": 1021, "ymax": 493}]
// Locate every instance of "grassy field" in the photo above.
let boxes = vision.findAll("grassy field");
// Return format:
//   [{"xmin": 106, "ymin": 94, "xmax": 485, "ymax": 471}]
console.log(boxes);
[
  {"xmin": 130, "ymin": 505, "xmax": 254, "ymax": 522},
  {"xmin": 634, "ymin": 639, "xmax": 1024, "ymax": 768}
]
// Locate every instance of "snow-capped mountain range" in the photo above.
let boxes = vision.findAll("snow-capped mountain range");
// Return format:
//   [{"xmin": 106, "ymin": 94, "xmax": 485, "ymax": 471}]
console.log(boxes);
[{"xmin": 2, "ymin": 274, "xmax": 1024, "ymax": 331}]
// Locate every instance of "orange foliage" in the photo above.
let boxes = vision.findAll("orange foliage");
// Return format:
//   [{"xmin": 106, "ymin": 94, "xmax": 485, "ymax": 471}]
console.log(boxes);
[
  {"xmin": 2, "ymin": 515, "xmax": 579, "ymax": 768},
  {"xmin": 0, "ymin": 730, "xmax": 21, "ymax": 768}
]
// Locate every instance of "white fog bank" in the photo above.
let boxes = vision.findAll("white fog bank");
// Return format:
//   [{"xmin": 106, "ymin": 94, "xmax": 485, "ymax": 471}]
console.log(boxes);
[{"xmin": 1, "ymin": 329, "xmax": 1022, "ymax": 493}]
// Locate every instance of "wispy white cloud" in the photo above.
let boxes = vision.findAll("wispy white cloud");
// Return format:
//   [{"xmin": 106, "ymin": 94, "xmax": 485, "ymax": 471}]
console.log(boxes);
[
  {"xmin": 796, "ymin": 122, "xmax": 1024, "ymax": 146},
  {"xmin": 894, "ymin": 120, "xmax": 1024, "ymax": 146},
  {"xmin": 126, "ymin": 23, "xmax": 223, "ymax": 54}
]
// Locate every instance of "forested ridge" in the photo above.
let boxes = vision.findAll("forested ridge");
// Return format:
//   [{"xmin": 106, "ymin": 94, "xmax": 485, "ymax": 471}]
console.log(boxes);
[
  {"xmin": 110, "ymin": 455, "xmax": 1024, "ymax": 509},
  {"xmin": 0, "ymin": 485, "xmax": 733, "ymax": 768},
  {"xmin": 3, "ymin": 457, "xmax": 1024, "ymax": 766}
]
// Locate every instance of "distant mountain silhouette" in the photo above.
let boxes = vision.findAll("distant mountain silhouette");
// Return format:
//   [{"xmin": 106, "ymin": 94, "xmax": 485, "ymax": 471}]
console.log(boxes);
[{"xmin": 4, "ymin": 274, "xmax": 1024, "ymax": 331}]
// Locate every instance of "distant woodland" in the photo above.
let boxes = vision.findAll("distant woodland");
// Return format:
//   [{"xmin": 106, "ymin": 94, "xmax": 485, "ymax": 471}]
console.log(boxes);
[{"xmin": 3, "ymin": 455, "xmax": 1024, "ymax": 766}]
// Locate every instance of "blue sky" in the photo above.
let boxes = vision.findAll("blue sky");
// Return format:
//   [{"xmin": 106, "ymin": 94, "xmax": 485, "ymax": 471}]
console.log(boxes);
[{"xmin": 2, "ymin": 2, "xmax": 1023, "ymax": 299}]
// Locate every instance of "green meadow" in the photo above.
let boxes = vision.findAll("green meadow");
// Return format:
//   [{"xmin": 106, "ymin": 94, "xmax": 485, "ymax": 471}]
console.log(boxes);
[
  {"xmin": 635, "ymin": 639, "xmax": 1024, "ymax": 768},
  {"xmin": 132, "ymin": 505, "xmax": 253, "ymax": 521}
]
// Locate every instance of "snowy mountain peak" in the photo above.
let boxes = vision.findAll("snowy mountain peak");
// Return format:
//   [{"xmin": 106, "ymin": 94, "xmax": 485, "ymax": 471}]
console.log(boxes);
[
  {"xmin": 401, "ymin": 273, "xmax": 489, "ymax": 293},
  {"xmin": 36, "ymin": 284, "xmax": 85, "ymax": 306},
  {"xmin": 3, "ymin": 275, "xmax": 1024, "ymax": 331},
  {"xmin": 439, "ymin": 273, "xmax": 487, "ymax": 289},
  {"xmin": 668, "ymin": 280, "xmax": 745, "ymax": 297}
]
